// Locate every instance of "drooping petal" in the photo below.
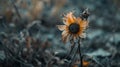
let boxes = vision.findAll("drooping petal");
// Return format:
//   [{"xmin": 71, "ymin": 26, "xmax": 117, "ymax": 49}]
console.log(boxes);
[
  {"xmin": 79, "ymin": 33, "xmax": 86, "ymax": 38},
  {"xmin": 73, "ymin": 34, "xmax": 79, "ymax": 42},
  {"xmin": 62, "ymin": 18, "xmax": 69, "ymax": 25},
  {"xmin": 62, "ymin": 31, "xmax": 69, "ymax": 43},
  {"xmin": 57, "ymin": 25, "xmax": 66, "ymax": 31}
]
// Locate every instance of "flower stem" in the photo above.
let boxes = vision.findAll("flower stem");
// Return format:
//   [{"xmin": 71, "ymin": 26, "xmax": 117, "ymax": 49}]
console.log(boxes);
[
  {"xmin": 69, "ymin": 44, "xmax": 78, "ymax": 67},
  {"xmin": 78, "ymin": 39, "xmax": 83, "ymax": 67},
  {"xmin": 65, "ymin": 42, "xmax": 75, "ymax": 59}
]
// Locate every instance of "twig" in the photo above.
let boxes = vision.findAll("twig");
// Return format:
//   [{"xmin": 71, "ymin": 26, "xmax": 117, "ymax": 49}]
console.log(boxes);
[
  {"xmin": 9, "ymin": 0, "xmax": 22, "ymax": 20},
  {"xmin": 0, "ymin": 42, "xmax": 31, "ymax": 66}
]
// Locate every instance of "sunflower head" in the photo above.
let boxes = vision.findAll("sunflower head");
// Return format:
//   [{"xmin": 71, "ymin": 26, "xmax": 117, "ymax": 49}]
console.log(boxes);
[{"xmin": 57, "ymin": 9, "xmax": 89, "ymax": 43}]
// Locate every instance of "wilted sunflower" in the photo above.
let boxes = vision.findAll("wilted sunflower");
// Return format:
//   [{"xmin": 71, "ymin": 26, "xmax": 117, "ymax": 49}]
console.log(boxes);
[{"xmin": 57, "ymin": 11, "xmax": 88, "ymax": 43}]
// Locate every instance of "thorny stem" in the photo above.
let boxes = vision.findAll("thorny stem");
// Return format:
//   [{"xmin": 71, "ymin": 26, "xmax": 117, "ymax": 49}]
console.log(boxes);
[{"xmin": 78, "ymin": 38, "xmax": 83, "ymax": 67}]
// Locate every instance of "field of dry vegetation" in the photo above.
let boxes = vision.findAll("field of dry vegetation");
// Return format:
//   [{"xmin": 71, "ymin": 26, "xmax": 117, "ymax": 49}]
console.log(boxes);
[{"xmin": 0, "ymin": 0, "xmax": 120, "ymax": 67}]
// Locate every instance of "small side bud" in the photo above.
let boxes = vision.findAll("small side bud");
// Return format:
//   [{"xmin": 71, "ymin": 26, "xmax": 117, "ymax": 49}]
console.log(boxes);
[{"xmin": 81, "ymin": 8, "xmax": 90, "ymax": 20}]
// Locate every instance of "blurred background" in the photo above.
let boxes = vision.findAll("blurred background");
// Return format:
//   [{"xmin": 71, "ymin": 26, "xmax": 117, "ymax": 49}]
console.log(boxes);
[{"xmin": 0, "ymin": 0, "xmax": 120, "ymax": 67}]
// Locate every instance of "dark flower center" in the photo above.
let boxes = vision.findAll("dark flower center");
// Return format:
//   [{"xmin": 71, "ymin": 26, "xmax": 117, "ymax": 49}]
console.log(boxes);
[{"xmin": 69, "ymin": 23, "xmax": 80, "ymax": 34}]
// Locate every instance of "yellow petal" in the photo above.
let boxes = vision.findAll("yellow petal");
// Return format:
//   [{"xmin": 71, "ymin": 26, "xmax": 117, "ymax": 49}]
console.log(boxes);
[
  {"xmin": 79, "ymin": 33, "xmax": 86, "ymax": 38},
  {"xmin": 77, "ymin": 17, "xmax": 82, "ymax": 23},
  {"xmin": 78, "ymin": 27, "xmax": 85, "ymax": 34},
  {"xmin": 79, "ymin": 20, "xmax": 88, "ymax": 28},
  {"xmin": 73, "ymin": 34, "xmax": 79, "ymax": 41},
  {"xmin": 64, "ymin": 12, "xmax": 76, "ymax": 25},
  {"xmin": 62, "ymin": 31, "xmax": 69, "ymax": 43},
  {"xmin": 57, "ymin": 25, "xmax": 66, "ymax": 31},
  {"xmin": 62, "ymin": 18, "xmax": 69, "ymax": 25}
]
